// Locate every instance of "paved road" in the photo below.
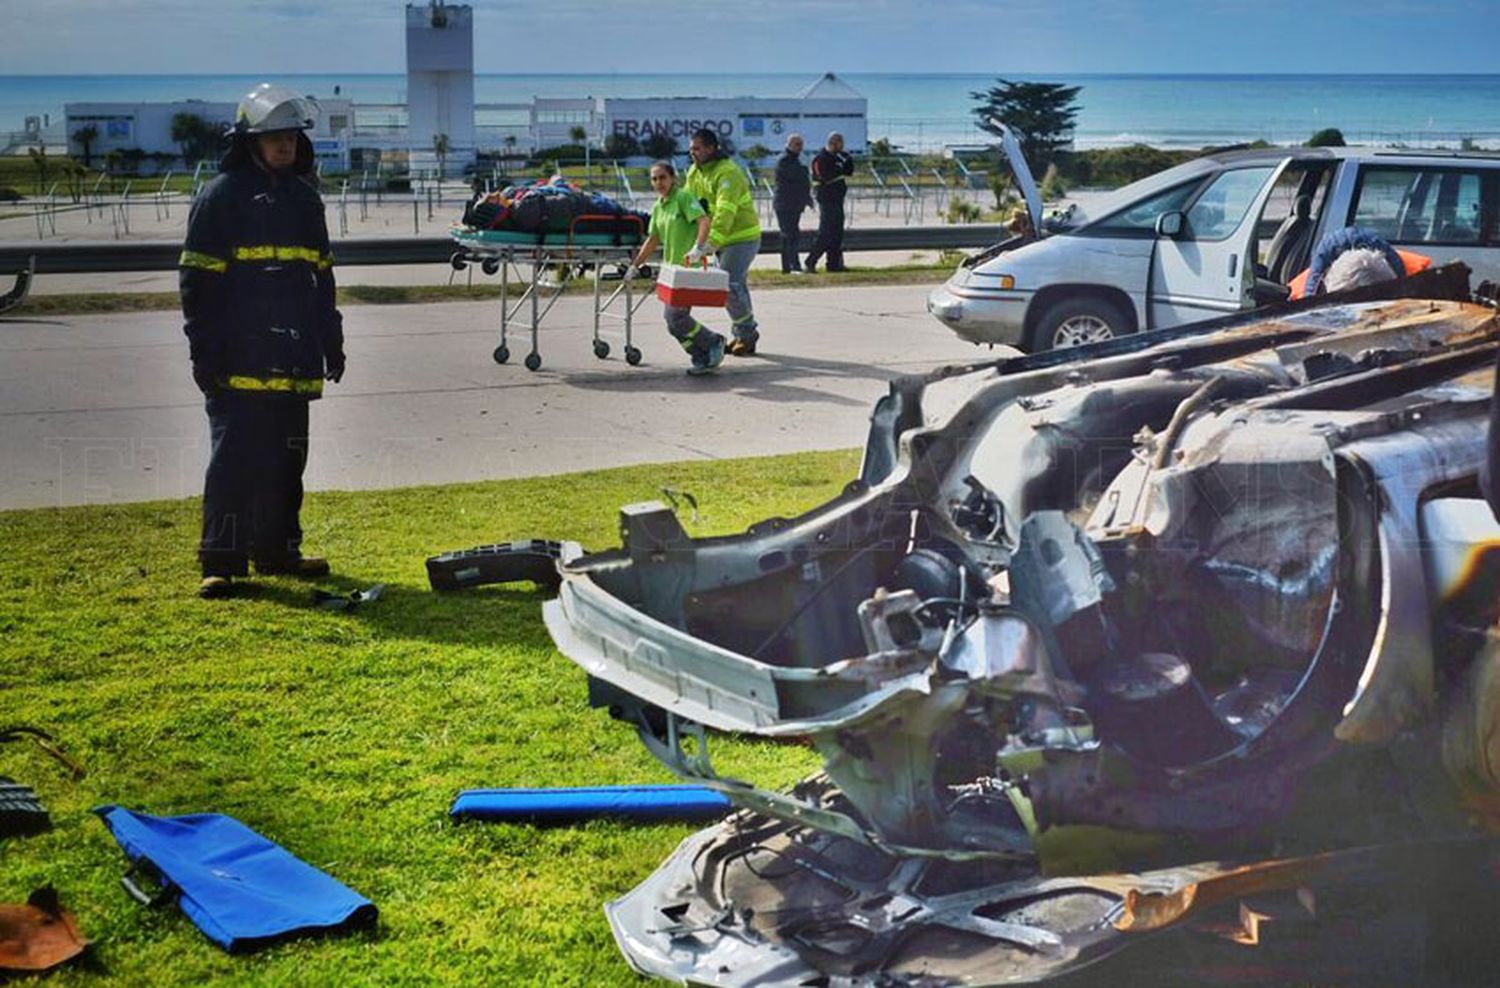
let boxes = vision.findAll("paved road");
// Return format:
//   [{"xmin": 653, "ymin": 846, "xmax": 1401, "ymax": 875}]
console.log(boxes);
[{"xmin": 0, "ymin": 283, "xmax": 1012, "ymax": 510}]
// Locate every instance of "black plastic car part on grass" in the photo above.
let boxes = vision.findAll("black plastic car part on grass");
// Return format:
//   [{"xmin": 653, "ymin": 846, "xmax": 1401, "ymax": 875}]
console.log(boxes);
[{"xmin": 541, "ymin": 266, "xmax": 1500, "ymax": 985}]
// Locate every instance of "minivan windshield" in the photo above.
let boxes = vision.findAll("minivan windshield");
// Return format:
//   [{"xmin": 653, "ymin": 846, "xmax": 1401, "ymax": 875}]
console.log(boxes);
[
  {"xmin": 1064, "ymin": 158, "xmax": 1221, "ymax": 229},
  {"xmin": 1089, "ymin": 180, "xmax": 1202, "ymax": 234}
]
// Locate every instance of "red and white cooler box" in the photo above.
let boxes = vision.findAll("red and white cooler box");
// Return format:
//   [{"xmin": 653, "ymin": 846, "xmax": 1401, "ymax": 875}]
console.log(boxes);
[{"xmin": 655, "ymin": 263, "xmax": 730, "ymax": 308}]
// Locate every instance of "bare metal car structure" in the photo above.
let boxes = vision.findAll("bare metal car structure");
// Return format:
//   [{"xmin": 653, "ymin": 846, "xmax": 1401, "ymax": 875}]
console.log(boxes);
[{"xmin": 541, "ymin": 268, "xmax": 1500, "ymax": 986}]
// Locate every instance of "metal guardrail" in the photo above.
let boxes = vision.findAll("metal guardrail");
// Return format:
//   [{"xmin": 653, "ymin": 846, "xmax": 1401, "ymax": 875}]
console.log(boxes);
[{"xmin": 0, "ymin": 225, "xmax": 1007, "ymax": 275}]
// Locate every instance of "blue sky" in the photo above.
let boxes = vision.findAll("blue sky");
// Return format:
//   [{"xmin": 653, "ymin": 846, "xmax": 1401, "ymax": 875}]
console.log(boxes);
[{"xmin": 2, "ymin": 0, "xmax": 1496, "ymax": 75}]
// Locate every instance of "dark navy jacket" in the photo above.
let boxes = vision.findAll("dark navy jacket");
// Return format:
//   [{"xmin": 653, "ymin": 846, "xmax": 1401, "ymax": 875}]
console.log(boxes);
[
  {"xmin": 772, "ymin": 151, "xmax": 811, "ymax": 212},
  {"xmin": 179, "ymin": 134, "xmax": 343, "ymax": 398},
  {"xmin": 811, "ymin": 149, "xmax": 854, "ymax": 203}
]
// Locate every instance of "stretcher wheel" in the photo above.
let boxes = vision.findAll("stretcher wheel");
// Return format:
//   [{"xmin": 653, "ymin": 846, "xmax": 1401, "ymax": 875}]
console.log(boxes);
[
  {"xmin": 450, "ymin": 252, "xmax": 468, "ymax": 271},
  {"xmin": 524, "ymin": 352, "xmax": 542, "ymax": 371},
  {"xmin": 481, "ymin": 258, "xmax": 500, "ymax": 276},
  {"xmin": 493, "ymin": 344, "xmax": 510, "ymax": 364},
  {"xmin": 625, "ymin": 346, "xmax": 643, "ymax": 366},
  {"xmin": 593, "ymin": 339, "xmax": 611, "ymax": 359}
]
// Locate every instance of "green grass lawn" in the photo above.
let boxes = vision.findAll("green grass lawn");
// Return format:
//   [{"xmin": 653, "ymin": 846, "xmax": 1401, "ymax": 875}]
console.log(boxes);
[{"xmin": 0, "ymin": 450, "xmax": 857, "ymax": 985}]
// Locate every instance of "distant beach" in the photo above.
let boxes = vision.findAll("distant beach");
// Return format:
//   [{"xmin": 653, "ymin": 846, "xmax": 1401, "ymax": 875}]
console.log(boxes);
[{"xmin": 4, "ymin": 73, "xmax": 1499, "ymax": 151}]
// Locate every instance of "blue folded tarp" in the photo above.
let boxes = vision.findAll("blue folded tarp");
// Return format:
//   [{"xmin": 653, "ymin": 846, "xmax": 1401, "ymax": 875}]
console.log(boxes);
[
  {"xmin": 94, "ymin": 805, "xmax": 376, "ymax": 952},
  {"xmin": 449, "ymin": 785, "xmax": 732, "ymax": 823}
]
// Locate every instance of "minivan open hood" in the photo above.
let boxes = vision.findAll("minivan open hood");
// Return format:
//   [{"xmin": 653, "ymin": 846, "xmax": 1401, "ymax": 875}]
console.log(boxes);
[{"xmin": 997, "ymin": 122, "xmax": 1042, "ymax": 236}]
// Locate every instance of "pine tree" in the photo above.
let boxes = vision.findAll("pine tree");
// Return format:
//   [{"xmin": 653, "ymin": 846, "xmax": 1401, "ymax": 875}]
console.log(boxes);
[{"xmin": 970, "ymin": 80, "xmax": 1082, "ymax": 166}]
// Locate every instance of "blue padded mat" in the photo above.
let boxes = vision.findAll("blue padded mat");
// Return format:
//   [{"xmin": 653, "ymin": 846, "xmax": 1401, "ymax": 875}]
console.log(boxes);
[{"xmin": 95, "ymin": 805, "xmax": 376, "ymax": 952}]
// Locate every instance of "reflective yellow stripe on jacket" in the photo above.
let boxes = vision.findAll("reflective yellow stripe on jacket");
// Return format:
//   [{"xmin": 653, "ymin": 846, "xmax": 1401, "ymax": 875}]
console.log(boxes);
[
  {"xmin": 179, "ymin": 250, "xmax": 228, "ymax": 273},
  {"xmin": 224, "ymin": 374, "xmax": 324, "ymax": 396},
  {"xmin": 233, "ymin": 245, "xmax": 331, "ymax": 267},
  {"xmin": 180, "ymin": 246, "xmax": 333, "ymax": 273}
]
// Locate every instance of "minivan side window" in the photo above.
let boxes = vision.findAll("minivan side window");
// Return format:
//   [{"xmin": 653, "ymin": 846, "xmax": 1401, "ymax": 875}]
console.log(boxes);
[
  {"xmin": 1089, "ymin": 180, "xmax": 1201, "ymax": 236},
  {"xmin": 1185, "ymin": 167, "xmax": 1277, "ymax": 241},
  {"xmin": 1351, "ymin": 167, "xmax": 1486, "ymax": 245}
]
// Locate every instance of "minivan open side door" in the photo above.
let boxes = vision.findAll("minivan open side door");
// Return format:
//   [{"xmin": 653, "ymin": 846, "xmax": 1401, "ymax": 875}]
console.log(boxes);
[{"xmin": 1148, "ymin": 160, "xmax": 1289, "ymax": 329}]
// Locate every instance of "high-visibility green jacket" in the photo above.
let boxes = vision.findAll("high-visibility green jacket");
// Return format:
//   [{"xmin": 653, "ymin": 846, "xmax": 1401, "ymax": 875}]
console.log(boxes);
[{"xmin": 684, "ymin": 155, "xmax": 761, "ymax": 249}]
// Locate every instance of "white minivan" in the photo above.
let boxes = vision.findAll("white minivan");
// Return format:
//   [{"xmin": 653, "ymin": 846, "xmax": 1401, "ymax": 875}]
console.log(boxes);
[{"xmin": 928, "ymin": 131, "xmax": 1500, "ymax": 351}]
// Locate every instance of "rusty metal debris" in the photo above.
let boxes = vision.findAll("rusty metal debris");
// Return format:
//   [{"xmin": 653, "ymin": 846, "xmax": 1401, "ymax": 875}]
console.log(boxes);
[{"xmin": 541, "ymin": 268, "xmax": 1500, "ymax": 985}]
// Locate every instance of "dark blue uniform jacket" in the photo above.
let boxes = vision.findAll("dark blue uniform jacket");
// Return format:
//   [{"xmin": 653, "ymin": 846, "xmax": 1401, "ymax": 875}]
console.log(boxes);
[{"xmin": 179, "ymin": 138, "xmax": 343, "ymax": 397}]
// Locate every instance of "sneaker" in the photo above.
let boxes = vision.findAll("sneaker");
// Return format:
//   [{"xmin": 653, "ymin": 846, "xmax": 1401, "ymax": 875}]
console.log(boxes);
[
  {"xmin": 726, "ymin": 335, "xmax": 758, "ymax": 358},
  {"xmin": 789, "ymin": 268, "xmax": 808, "ymax": 276},
  {"xmin": 198, "ymin": 575, "xmax": 233, "ymax": 599},
  {"xmin": 687, "ymin": 335, "xmax": 726, "ymax": 376},
  {"xmin": 254, "ymin": 556, "xmax": 330, "ymax": 578}
]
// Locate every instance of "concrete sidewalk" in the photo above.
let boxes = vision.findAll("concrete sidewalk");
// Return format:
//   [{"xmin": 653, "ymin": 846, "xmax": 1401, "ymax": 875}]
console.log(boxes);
[{"xmin": 0, "ymin": 283, "xmax": 1009, "ymax": 510}]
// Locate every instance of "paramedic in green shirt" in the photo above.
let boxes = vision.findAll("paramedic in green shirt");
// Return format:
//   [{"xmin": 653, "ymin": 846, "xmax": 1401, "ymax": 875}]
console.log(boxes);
[
  {"xmin": 626, "ymin": 160, "xmax": 726, "ymax": 375},
  {"xmin": 685, "ymin": 127, "xmax": 763, "ymax": 356}
]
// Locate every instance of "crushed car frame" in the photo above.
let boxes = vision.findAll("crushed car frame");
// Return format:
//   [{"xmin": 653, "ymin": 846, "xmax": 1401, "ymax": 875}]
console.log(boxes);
[{"xmin": 537, "ymin": 266, "xmax": 1500, "ymax": 986}]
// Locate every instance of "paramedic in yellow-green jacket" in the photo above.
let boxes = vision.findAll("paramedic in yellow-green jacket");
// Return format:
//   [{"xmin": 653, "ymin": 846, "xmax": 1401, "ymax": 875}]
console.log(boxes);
[{"xmin": 685, "ymin": 128, "xmax": 763, "ymax": 356}]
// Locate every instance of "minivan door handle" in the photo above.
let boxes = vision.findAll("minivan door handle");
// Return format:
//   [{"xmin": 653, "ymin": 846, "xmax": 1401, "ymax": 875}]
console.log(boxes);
[{"xmin": 1227, "ymin": 254, "xmax": 1238, "ymax": 278}]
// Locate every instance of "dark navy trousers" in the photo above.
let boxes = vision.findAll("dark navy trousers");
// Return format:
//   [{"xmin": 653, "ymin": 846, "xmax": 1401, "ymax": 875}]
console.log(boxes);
[
  {"xmin": 806, "ymin": 192, "xmax": 847, "ymax": 271},
  {"xmin": 199, "ymin": 391, "xmax": 310, "ymax": 577},
  {"xmin": 775, "ymin": 206, "xmax": 804, "ymax": 272}
]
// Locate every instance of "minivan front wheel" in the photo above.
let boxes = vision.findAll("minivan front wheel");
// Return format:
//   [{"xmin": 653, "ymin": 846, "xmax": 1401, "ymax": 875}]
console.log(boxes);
[{"xmin": 1031, "ymin": 297, "xmax": 1131, "ymax": 352}]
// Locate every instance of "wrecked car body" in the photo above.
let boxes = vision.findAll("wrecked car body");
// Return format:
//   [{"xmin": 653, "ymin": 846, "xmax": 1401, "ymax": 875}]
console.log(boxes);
[{"xmin": 542, "ymin": 268, "xmax": 1500, "ymax": 985}]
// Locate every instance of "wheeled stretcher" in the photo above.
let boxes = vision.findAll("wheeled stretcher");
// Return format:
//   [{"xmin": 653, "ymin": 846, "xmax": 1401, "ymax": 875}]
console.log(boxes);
[{"xmin": 449, "ymin": 215, "xmax": 652, "ymax": 371}]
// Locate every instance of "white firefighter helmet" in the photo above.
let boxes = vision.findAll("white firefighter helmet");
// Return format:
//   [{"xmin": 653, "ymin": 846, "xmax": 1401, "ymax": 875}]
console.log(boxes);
[{"xmin": 235, "ymin": 83, "xmax": 318, "ymax": 135}]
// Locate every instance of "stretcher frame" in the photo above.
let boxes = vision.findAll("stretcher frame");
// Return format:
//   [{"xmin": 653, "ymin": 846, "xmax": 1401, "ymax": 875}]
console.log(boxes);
[{"xmin": 449, "ymin": 215, "xmax": 654, "ymax": 372}]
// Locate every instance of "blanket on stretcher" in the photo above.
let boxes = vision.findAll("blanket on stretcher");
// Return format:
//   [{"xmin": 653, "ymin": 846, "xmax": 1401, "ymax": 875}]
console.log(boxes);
[{"xmin": 461, "ymin": 176, "xmax": 648, "ymax": 242}]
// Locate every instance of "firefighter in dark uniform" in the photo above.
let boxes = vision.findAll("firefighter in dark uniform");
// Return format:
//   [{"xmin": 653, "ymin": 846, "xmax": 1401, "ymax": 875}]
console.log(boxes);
[
  {"xmin": 804, "ymin": 131, "xmax": 854, "ymax": 274},
  {"xmin": 180, "ymin": 83, "xmax": 345, "ymax": 599}
]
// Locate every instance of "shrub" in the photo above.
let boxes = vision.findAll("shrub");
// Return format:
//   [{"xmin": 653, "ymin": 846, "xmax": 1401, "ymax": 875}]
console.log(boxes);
[
  {"xmin": 0, "ymin": 187, "xmax": 21, "ymax": 202},
  {"xmin": 1306, "ymin": 128, "xmax": 1346, "ymax": 148},
  {"xmin": 603, "ymin": 133, "xmax": 640, "ymax": 160},
  {"xmin": 989, "ymin": 173, "xmax": 1019, "ymax": 212},
  {"xmin": 530, "ymin": 144, "xmax": 586, "ymax": 163},
  {"xmin": 1059, "ymin": 144, "xmax": 1192, "ymax": 188},
  {"xmin": 1039, "ymin": 163, "xmax": 1067, "ymax": 201},
  {"xmin": 944, "ymin": 199, "xmax": 983, "ymax": 224},
  {"xmin": 641, "ymin": 133, "xmax": 678, "ymax": 160}
]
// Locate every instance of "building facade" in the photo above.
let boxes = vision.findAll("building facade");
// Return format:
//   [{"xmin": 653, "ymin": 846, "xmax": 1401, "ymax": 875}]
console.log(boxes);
[
  {"xmin": 64, "ymin": 98, "xmax": 353, "ymax": 172},
  {"xmin": 58, "ymin": 0, "xmax": 863, "ymax": 177},
  {"xmin": 531, "ymin": 74, "xmax": 868, "ymax": 155},
  {"xmin": 405, "ymin": 1, "xmax": 476, "ymax": 174}
]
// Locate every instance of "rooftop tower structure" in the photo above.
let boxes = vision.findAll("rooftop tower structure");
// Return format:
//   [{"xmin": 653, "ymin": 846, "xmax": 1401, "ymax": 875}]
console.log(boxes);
[{"xmin": 406, "ymin": 1, "xmax": 475, "ymax": 176}]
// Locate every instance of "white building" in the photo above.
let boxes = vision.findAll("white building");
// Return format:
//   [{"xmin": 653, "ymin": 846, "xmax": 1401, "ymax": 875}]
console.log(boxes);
[
  {"xmin": 530, "ymin": 74, "xmax": 868, "ymax": 155},
  {"xmin": 405, "ymin": 1, "xmax": 476, "ymax": 175},
  {"xmin": 64, "ymin": 97, "xmax": 354, "ymax": 172},
  {"xmin": 56, "ymin": 0, "xmax": 863, "ymax": 176}
]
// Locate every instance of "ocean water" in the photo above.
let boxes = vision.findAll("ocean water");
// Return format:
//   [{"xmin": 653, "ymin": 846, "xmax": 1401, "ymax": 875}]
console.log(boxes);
[{"xmin": 4, "ymin": 73, "xmax": 1499, "ymax": 151}]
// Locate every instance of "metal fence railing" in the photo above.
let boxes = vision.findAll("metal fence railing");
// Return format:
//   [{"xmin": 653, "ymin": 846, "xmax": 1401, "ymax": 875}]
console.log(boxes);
[{"xmin": 0, "ymin": 224, "xmax": 1006, "ymax": 276}]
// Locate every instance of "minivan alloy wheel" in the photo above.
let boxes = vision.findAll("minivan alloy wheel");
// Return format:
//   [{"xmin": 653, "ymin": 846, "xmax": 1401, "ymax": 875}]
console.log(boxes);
[{"xmin": 1053, "ymin": 313, "xmax": 1116, "ymax": 347}]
